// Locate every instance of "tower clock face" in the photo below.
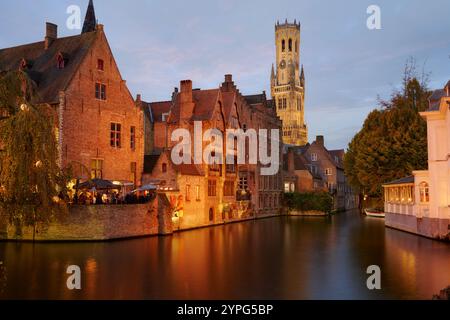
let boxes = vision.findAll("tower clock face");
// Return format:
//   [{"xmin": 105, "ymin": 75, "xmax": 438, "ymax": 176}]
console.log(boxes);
[{"xmin": 279, "ymin": 60, "xmax": 286, "ymax": 69}]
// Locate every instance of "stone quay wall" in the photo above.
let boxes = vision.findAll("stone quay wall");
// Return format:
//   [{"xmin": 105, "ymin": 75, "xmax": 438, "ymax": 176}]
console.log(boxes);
[
  {"xmin": 385, "ymin": 212, "xmax": 450, "ymax": 241},
  {"xmin": 0, "ymin": 194, "xmax": 173, "ymax": 242}
]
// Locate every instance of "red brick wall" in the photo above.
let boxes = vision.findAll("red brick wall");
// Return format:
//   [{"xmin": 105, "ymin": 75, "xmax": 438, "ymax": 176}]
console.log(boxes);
[{"xmin": 60, "ymin": 29, "xmax": 143, "ymax": 186}]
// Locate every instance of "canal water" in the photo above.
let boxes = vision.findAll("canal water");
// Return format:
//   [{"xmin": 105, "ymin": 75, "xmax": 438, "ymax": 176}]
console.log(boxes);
[{"xmin": 0, "ymin": 210, "xmax": 449, "ymax": 300}]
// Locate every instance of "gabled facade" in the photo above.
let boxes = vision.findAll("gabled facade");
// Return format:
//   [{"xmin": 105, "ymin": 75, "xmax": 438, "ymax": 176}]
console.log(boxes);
[
  {"xmin": 0, "ymin": 1, "xmax": 144, "ymax": 188},
  {"xmin": 286, "ymin": 136, "xmax": 358, "ymax": 211},
  {"xmin": 142, "ymin": 75, "xmax": 284, "ymax": 228}
]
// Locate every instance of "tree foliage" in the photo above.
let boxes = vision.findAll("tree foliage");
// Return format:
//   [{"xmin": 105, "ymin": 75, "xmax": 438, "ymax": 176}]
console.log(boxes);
[
  {"xmin": 284, "ymin": 192, "xmax": 333, "ymax": 213},
  {"xmin": 0, "ymin": 70, "xmax": 67, "ymax": 227},
  {"xmin": 344, "ymin": 63, "xmax": 429, "ymax": 198}
]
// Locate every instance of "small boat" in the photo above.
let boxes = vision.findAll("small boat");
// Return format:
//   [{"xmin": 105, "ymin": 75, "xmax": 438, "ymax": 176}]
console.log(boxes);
[{"xmin": 364, "ymin": 208, "xmax": 385, "ymax": 218}]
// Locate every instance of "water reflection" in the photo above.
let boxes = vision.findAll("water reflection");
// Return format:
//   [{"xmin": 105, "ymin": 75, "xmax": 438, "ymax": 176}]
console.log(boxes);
[{"xmin": 0, "ymin": 211, "xmax": 449, "ymax": 299}]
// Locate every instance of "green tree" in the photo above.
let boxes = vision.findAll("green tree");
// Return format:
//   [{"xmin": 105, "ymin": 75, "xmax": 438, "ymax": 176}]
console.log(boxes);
[
  {"xmin": 0, "ymin": 70, "xmax": 67, "ymax": 231},
  {"xmin": 344, "ymin": 63, "xmax": 429, "ymax": 201}
]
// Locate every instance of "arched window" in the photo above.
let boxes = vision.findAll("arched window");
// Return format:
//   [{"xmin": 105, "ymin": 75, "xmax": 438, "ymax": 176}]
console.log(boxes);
[
  {"xmin": 209, "ymin": 208, "xmax": 214, "ymax": 222},
  {"xmin": 281, "ymin": 39, "xmax": 285, "ymax": 52},
  {"xmin": 419, "ymin": 182, "xmax": 429, "ymax": 203},
  {"xmin": 288, "ymin": 39, "xmax": 292, "ymax": 52},
  {"xmin": 162, "ymin": 163, "xmax": 167, "ymax": 173}
]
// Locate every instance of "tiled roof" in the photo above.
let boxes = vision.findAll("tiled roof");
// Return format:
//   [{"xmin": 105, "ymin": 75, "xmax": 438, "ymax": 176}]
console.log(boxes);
[
  {"xmin": 172, "ymin": 163, "xmax": 204, "ymax": 176},
  {"xmin": 144, "ymin": 100, "xmax": 172, "ymax": 123},
  {"xmin": 244, "ymin": 93, "xmax": 266, "ymax": 105},
  {"xmin": 428, "ymin": 89, "xmax": 446, "ymax": 111},
  {"xmin": 191, "ymin": 89, "xmax": 220, "ymax": 121},
  {"xmin": 328, "ymin": 149, "xmax": 345, "ymax": 167},
  {"xmin": 144, "ymin": 152, "xmax": 204, "ymax": 176},
  {"xmin": 383, "ymin": 175, "xmax": 414, "ymax": 186},
  {"xmin": 221, "ymin": 91, "xmax": 236, "ymax": 121},
  {"xmin": 0, "ymin": 32, "xmax": 97, "ymax": 104}
]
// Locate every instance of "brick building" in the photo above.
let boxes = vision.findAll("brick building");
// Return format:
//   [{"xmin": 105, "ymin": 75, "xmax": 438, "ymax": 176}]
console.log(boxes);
[
  {"xmin": 283, "ymin": 147, "xmax": 324, "ymax": 193},
  {"xmin": 0, "ymin": 1, "xmax": 144, "ymax": 188},
  {"xmin": 287, "ymin": 136, "xmax": 349, "ymax": 211},
  {"xmin": 240, "ymin": 91, "xmax": 283, "ymax": 215},
  {"xmin": 141, "ymin": 75, "xmax": 283, "ymax": 228}
]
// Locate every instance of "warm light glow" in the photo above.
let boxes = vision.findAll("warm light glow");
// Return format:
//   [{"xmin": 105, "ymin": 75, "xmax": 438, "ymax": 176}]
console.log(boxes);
[{"xmin": 20, "ymin": 104, "xmax": 29, "ymax": 111}]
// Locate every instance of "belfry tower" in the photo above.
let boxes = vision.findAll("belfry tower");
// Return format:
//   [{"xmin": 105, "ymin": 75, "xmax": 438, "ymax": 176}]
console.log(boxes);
[{"xmin": 271, "ymin": 20, "xmax": 307, "ymax": 146}]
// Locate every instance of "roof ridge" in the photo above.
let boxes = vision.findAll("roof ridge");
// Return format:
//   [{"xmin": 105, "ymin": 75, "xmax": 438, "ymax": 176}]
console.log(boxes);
[{"xmin": 0, "ymin": 33, "xmax": 95, "ymax": 52}]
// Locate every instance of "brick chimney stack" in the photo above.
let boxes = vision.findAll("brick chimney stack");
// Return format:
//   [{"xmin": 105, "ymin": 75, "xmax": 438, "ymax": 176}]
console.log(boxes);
[
  {"xmin": 180, "ymin": 80, "xmax": 194, "ymax": 120},
  {"xmin": 316, "ymin": 135, "xmax": 324, "ymax": 146},
  {"xmin": 45, "ymin": 22, "xmax": 57, "ymax": 50},
  {"xmin": 287, "ymin": 148, "xmax": 295, "ymax": 172},
  {"xmin": 221, "ymin": 74, "xmax": 236, "ymax": 92}
]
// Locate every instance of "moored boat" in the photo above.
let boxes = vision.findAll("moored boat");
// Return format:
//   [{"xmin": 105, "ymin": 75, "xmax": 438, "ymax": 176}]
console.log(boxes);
[{"xmin": 364, "ymin": 208, "xmax": 385, "ymax": 218}]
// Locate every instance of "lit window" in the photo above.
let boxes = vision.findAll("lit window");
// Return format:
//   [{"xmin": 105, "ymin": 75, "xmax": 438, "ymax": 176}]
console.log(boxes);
[
  {"xmin": 90, "ymin": 159, "xmax": 103, "ymax": 179},
  {"xmin": 419, "ymin": 182, "xmax": 429, "ymax": 203},
  {"xmin": 130, "ymin": 162, "xmax": 137, "ymax": 185},
  {"xmin": 186, "ymin": 184, "xmax": 191, "ymax": 201},
  {"xmin": 95, "ymin": 83, "xmax": 106, "ymax": 100},
  {"xmin": 325, "ymin": 168, "xmax": 332, "ymax": 176},
  {"xmin": 195, "ymin": 185, "xmax": 200, "ymax": 201},
  {"xmin": 290, "ymin": 183, "xmax": 295, "ymax": 192},
  {"xmin": 110, "ymin": 123, "xmax": 121, "ymax": 148}
]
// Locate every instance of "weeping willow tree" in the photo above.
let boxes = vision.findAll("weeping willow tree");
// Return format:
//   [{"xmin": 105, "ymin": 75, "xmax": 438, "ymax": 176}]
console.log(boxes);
[{"xmin": 0, "ymin": 70, "xmax": 68, "ymax": 232}]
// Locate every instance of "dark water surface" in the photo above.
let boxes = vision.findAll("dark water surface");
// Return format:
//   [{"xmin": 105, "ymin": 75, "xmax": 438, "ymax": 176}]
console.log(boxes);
[{"xmin": 0, "ymin": 210, "xmax": 449, "ymax": 300}]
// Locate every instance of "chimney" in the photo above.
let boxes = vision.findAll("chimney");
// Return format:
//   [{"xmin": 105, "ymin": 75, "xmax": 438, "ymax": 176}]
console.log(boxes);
[
  {"xmin": 316, "ymin": 135, "xmax": 324, "ymax": 146},
  {"xmin": 171, "ymin": 87, "xmax": 179, "ymax": 102},
  {"xmin": 221, "ymin": 74, "xmax": 236, "ymax": 92},
  {"xmin": 179, "ymin": 80, "xmax": 194, "ymax": 120},
  {"xmin": 136, "ymin": 94, "xmax": 141, "ymax": 103},
  {"xmin": 287, "ymin": 149, "xmax": 295, "ymax": 172},
  {"xmin": 45, "ymin": 22, "xmax": 57, "ymax": 50}
]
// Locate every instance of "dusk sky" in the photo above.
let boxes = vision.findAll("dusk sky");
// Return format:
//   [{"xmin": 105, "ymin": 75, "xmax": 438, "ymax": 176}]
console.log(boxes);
[{"xmin": 1, "ymin": 0, "xmax": 450, "ymax": 149}]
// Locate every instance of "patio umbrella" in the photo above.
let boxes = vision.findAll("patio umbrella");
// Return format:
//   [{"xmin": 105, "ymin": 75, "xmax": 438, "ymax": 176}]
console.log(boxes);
[
  {"xmin": 77, "ymin": 178, "xmax": 120, "ymax": 190},
  {"xmin": 132, "ymin": 184, "xmax": 157, "ymax": 193}
]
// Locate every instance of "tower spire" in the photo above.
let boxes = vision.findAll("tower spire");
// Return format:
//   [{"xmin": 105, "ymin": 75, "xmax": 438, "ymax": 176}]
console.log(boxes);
[{"xmin": 82, "ymin": 0, "xmax": 97, "ymax": 34}]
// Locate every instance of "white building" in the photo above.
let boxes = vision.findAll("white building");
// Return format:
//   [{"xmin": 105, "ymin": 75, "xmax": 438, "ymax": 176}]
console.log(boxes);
[{"xmin": 383, "ymin": 81, "xmax": 450, "ymax": 240}]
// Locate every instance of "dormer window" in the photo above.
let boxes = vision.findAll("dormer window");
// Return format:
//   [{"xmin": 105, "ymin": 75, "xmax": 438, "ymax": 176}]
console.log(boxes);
[
  {"xmin": 19, "ymin": 58, "xmax": 32, "ymax": 70},
  {"xmin": 97, "ymin": 59, "xmax": 104, "ymax": 71},
  {"xmin": 56, "ymin": 53, "xmax": 67, "ymax": 69}
]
